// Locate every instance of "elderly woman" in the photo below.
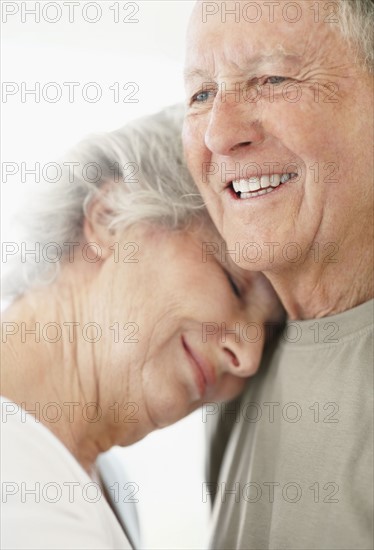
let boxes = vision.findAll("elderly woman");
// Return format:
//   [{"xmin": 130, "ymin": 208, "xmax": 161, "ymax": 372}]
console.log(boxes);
[{"xmin": 1, "ymin": 105, "xmax": 282, "ymax": 549}]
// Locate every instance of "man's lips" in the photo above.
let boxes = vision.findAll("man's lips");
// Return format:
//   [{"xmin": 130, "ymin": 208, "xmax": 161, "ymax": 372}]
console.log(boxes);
[
  {"xmin": 220, "ymin": 166, "xmax": 301, "ymax": 191},
  {"xmin": 225, "ymin": 172, "xmax": 299, "ymax": 200},
  {"xmin": 181, "ymin": 336, "xmax": 216, "ymax": 397}
]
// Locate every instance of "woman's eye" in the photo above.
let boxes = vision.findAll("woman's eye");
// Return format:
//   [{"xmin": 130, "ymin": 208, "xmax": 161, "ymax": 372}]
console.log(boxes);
[
  {"xmin": 227, "ymin": 274, "xmax": 241, "ymax": 299},
  {"xmin": 264, "ymin": 76, "xmax": 288, "ymax": 85}
]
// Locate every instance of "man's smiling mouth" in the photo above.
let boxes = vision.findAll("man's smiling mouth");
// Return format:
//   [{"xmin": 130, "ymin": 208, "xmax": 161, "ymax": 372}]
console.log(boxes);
[{"xmin": 229, "ymin": 172, "xmax": 298, "ymax": 199}]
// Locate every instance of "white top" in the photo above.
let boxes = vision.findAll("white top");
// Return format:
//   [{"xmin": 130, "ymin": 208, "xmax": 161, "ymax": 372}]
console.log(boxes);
[
  {"xmin": 97, "ymin": 450, "xmax": 141, "ymax": 549},
  {"xmin": 0, "ymin": 397, "xmax": 132, "ymax": 550}
]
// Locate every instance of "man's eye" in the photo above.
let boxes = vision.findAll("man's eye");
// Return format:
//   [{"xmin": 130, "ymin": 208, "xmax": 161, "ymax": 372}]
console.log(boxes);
[
  {"xmin": 227, "ymin": 274, "xmax": 241, "ymax": 299},
  {"xmin": 191, "ymin": 90, "xmax": 211, "ymax": 103},
  {"xmin": 264, "ymin": 76, "xmax": 288, "ymax": 85}
]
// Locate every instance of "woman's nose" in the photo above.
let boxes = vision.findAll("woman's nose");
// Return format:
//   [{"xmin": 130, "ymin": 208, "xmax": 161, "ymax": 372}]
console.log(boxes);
[{"xmin": 219, "ymin": 326, "xmax": 265, "ymax": 378}]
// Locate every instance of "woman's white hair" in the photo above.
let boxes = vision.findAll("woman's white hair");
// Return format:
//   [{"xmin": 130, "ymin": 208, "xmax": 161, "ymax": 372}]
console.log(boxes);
[
  {"xmin": 3, "ymin": 104, "xmax": 213, "ymax": 300},
  {"xmin": 3, "ymin": 1, "xmax": 372, "ymax": 299}
]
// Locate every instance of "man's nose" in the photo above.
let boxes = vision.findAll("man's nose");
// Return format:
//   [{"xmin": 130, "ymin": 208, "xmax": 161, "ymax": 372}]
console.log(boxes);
[{"xmin": 204, "ymin": 89, "xmax": 264, "ymax": 156}]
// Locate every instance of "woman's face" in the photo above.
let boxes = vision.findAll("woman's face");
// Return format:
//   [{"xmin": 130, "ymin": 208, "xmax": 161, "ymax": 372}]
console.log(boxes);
[{"xmin": 89, "ymin": 222, "xmax": 280, "ymax": 436}]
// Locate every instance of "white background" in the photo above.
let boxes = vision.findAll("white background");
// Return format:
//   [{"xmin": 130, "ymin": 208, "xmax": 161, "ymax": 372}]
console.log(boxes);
[{"xmin": 1, "ymin": 2, "xmax": 212, "ymax": 548}]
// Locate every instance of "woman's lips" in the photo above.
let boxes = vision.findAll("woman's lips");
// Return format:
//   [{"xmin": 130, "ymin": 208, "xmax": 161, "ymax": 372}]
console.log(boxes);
[{"xmin": 181, "ymin": 336, "xmax": 216, "ymax": 398}]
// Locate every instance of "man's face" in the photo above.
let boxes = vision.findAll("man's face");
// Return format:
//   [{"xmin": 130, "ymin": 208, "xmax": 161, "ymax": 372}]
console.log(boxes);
[{"xmin": 183, "ymin": 0, "xmax": 373, "ymax": 271}]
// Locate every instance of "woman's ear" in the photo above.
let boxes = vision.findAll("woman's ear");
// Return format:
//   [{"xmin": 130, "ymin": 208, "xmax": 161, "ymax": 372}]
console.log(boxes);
[{"xmin": 83, "ymin": 186, "xmax": 116, "ymax": 260}]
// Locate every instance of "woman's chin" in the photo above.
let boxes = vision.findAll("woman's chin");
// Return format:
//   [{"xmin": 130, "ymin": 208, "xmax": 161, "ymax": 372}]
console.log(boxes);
[{"xmin": 208, "ymin": 375, "xmax": 248, "ymax": 404}]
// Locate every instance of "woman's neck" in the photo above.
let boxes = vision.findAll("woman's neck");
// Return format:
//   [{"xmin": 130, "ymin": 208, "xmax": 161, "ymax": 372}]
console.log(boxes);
[{"xmin": 2, "ymin": 287, "xmax": 123, "ymax": 473}]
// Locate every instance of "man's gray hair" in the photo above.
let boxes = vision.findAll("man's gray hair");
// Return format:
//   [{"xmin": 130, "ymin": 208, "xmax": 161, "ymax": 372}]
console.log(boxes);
[
  {"xmin": 338, "ymin": 0, "xmax": 374, "ymax": 72},
  {"xmin": 3, "ymin": 104, "xmax": 211, "ymax": 300}
]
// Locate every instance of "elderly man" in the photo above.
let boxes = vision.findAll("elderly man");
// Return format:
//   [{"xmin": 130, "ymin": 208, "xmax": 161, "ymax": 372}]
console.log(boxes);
[{"xmin": 183, "ymin": 0, "xmax": 373, "ymax": 548}]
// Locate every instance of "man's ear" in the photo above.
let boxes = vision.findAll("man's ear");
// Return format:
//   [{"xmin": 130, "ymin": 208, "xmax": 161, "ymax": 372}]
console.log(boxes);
[{"xmin": 83, "ymin": 186, "xmax": 116, "ymax": 260}]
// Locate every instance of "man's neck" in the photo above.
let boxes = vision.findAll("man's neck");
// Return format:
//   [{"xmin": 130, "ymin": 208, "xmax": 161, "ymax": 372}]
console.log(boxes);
[{"xmin": 265, "ymin": 238, "xmax": 374, "ymax": 320}]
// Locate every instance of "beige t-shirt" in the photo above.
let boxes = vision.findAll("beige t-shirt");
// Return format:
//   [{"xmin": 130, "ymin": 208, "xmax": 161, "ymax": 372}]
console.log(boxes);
[
  {"xmin": 208, "ymin": 299, "xmax": 373, "ymax": 550},
  {"xmin": 0, "ymin": 398, "xmax": 132, "ymax": 550}
]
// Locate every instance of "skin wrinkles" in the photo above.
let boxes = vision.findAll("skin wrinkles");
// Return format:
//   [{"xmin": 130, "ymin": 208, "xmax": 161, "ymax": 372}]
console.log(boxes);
[
  {"xmin": 2, "ymin": 217, "xmax": 282, "ymax": 472},
  {"xmin": 185, "ymin": 6, "xmax": 356, "ymax": 107},
  {"xmin": 186, "ymin": 56, "xmax": 352, "ymax": 109},
  {"xmin": 183, "ymin": 0, "xmax": 373, "ymax": 319}
]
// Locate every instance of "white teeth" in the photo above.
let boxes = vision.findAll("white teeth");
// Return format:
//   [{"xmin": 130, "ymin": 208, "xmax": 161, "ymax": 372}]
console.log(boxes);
[
  {"xmin": 241, "ymin": 187, "xmax": 274, "ymax": 199},
  {"xmin": 248, "ymin": 177, "xmax": 261, "ymax": 192},
  {"xmin": 232, "ymin": 180, "xmax": 241, "ymax": 193},
  {"xmin": 260, "ymin": 175, "xmax": 270, "ymax": 188},
  {"xmin": 232, "ymin": 177, "xmax": 261, "ymax": 193},
  {"xmin": 269, "ymin": 174, "xmax": 281, "ymax": 187},
  {"xmin": 232, "ymin": 173, "xmax": 296, "ymax": 198}
]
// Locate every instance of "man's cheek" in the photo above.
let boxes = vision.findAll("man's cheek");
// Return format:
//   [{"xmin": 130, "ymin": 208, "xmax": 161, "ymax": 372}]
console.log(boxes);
[{"xmin": 184, "ymin": 126, "xmax": 210, "ymax": 167}]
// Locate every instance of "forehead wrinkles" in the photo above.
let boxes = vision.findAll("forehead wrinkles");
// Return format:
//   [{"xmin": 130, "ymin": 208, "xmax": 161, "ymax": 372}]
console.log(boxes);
[
  {"xmin": 185, "ymin": 2, "xmax": 347, "ymax": 81},
  {"xmin": 186, "ymin": 44, "xmax": 301, "ymax": 83},
  {"xmin": 186, "ymin": 26, "xmax": 302, "ymax": 82}
]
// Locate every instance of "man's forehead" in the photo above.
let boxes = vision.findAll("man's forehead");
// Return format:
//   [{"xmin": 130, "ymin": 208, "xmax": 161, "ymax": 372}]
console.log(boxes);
[{"xmin": 185, "ymin": 1, "xmax": 338, "ymax": 79}]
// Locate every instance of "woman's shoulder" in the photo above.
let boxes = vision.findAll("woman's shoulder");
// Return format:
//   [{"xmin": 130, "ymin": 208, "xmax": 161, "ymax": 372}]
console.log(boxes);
[{"xmin": 0, "ymin": 397, "xmax": 132, "ymax": 550}]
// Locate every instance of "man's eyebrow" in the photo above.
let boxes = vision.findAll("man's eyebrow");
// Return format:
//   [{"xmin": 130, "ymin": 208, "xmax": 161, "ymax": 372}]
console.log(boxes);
[
  {"xmin": 184, "ymin": 53, "xmax": 302, "ymax": 82},
  {"xmin": 183, "ymin": 68, "xmax": 212, "ymax": 81}
]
